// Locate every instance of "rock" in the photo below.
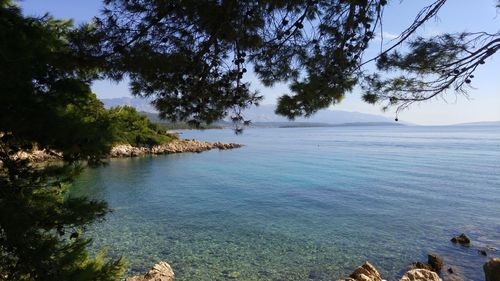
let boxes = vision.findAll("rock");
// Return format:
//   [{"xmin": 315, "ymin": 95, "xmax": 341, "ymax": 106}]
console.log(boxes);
[
  {"xmin": 110, "ymin": 144, "xmax": 138, "ymax": 157},
  {"xmin": 484, "ymin": 258, "xmax": 500, "ymax": 281},
  {"xmin": 479, "ymin": 249, "xmax": 488, "ymax": 256},
  {"xmin": 308, "ymin": 271, "xmax": 321, "ymax": 279},
  {"xmin": 399, "ymin": 269, "xmax": 441, "ymax": 281},
  {"xmin": 11, "ymin": 146, "xmax": 62, "ymax": 162},
  {"xmin": 427, "ymin": 254, "xmax": 444, "ymax": 273},
  {"xmin": 411, "ymin": 262, "xmax": 432, "ymax": 271},
  {"xmin": 109, "ymin": 140, "xmax": 242, "ymax": 158},
  {"xmin": 337, "ymin": 261, "xmax": 382, "ymax": 281},
  {"xmin": 450, "ymin": 234, "xmax": 470, "ymax": 245},
  {"xmin": 126, "ymin": 261, "xmax": 174, "ymax": 281}
]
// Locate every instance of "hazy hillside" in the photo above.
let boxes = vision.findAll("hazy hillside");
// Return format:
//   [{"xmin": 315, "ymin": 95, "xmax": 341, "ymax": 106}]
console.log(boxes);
[
  {"xmin": 237, "ymin": 104, "xmax": 394, "ymax": 124},
  {"xmin": 101, "ymin": 97, "xmax": 397, "ymax": 125}
]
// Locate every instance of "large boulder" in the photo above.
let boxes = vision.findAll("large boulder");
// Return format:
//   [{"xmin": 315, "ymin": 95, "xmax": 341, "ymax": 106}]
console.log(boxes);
[
  {"xmin": 484, "ymin": 258, "xmax": 500, "ymax": 281},
  {"xmin": 399, "ymin": 269, "xmax": 441, "ymax": 281},
  {"xmin": 126, "ymin": 261, "xmax": 175, "ymax": 281},
  {"xmin": 338, "ymin": 261, "xmax": 383, "ymax": 281}
]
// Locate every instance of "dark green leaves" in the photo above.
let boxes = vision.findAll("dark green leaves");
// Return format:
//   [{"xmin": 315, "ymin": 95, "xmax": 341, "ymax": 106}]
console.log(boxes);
[
  {"xmin": 0, "ymin": 3, "xmax": 126, "ymax": 280},
  {"xmin": 363, "ymin": 31, "xmax": 500, "ymax": 112},
  {"xmin": 107, "ymin": 106, "xmax": 176, "ymax": 146},
  {"xmin": 88, "ymin": 0, "xmax": 385, "ymax": 123}
]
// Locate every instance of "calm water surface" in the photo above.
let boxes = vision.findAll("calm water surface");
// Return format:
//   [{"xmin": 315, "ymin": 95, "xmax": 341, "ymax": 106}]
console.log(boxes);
[{"xmin": 72, "ymin": 126, "xmax": 500, "ymax": 281}]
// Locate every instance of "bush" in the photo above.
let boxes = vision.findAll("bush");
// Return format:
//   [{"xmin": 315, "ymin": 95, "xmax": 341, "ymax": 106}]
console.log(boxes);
[{"xmin": 107, "ymin": 106, "xmax": 176, "ymax": 147}]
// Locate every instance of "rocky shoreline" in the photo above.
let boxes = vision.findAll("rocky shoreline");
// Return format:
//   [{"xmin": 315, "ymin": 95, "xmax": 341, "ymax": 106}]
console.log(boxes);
[
  {"xmin": 338, "ymin": 261, "xmax": 440, "ymax": 281},
  {"xmin": 109, "ymin": 139, "xmax": 242, "ymax": 157},
  {"xmin": 12, "ymin": 148, "xmax": 63, "ymax": 162},
  {"xmin": 126, "ymin": 234, "xmax": 500, "ymax": 281},
  {"xmin": 11, "ymin": 139, "xmax": 242, "ymax": 162},
  {"xmin": 128, "ymin": 258, "xmax": 500, "ymax": 281}
]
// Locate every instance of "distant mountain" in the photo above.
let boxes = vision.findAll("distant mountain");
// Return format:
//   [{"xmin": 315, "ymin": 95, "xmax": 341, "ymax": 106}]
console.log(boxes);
[
  {"xmin": 238, "ymin": 104, "xmax": 395, "ymax": 124},
  {"xmin": 452, "ymin": 121, "xmax": 500, "ymax": 126},
  {"xmin": 253, "ymin": 121, "xmax": 404, "ymax": 128},
  {"xmin": 100, "ymin": 97, "xmax": 397, "ymax": 125}
]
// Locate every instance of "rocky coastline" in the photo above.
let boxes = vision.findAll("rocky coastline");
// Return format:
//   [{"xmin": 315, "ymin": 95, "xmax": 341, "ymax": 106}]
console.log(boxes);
[
  {"xmin": 109, "ymin": 139, "xmax": 242, "ymax": 158},
  {"xmin": 128, "ymin": 258, "xmax": 500, "ymax": 281},
  {"xmin": 126, "ymin": 234, "xmax": 500, "ymax": 281},
  {"xmin": 12, "ymin": 148, "xmax": 63, "ymax": 162},
  {"xmin": 11, "ymin": 139, "xmax": 242, "ymax": 162},
  {"xmin": 338, "ymin": 261, "xmax": 441, "ymax": 281}
]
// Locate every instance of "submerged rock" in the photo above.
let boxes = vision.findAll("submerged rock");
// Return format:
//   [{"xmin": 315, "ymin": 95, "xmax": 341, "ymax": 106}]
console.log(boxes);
[
  {"xmin": 450, "ymin": 234, "xmax": 471, "ymax": 245},
  {"xmin": 484, "ymin": 258, "xmax": 500, "ymax": 281},
  {"xmin": 399, "ymin": 269, "xmax": 441, "ymax": 281},
  {"xmin": 308, "ymin": 270, "xmax": 322, "ymax": 279},
  {"xmin": 126, "ymin": 261, "xmax": 174, "ymax": 281},
  {"xmin": 427, "ymin": 254, "xmax": 444, "ymax": 273},
  {"xmin": 337, "ymin": 261, "xmax": 383, "ymax": 281},
  {"xmin": 221, "ymin": 270, "xmax": 240, "ymax": 279},
  {"xmin": 479, "ymin": 249, "xmax": 488, "ymax": 256}
]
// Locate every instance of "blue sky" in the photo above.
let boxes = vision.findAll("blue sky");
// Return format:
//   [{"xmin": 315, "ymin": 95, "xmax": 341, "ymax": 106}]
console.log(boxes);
[{"xmin": 18, "ymin": 0, "xmax": 500, "ymax": 125}]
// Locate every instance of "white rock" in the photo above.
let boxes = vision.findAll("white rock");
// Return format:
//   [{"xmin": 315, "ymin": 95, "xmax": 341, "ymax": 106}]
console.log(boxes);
[
  {"xmin": 338, "ymin": 261, "xmax": 383, "ymax": 281},
  {"xmin": 399, "ymin": 269, "xmax": 441, "ymax": 281},
  {"xmin": 126, "ymin": 261, "xmax": 174, "ymax": 281}
]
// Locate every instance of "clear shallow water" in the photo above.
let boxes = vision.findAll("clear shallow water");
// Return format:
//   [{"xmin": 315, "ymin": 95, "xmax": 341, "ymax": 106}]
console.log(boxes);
[{"xmin": 72, "ymin": 126, "xmax": 500, "ymax": 281}]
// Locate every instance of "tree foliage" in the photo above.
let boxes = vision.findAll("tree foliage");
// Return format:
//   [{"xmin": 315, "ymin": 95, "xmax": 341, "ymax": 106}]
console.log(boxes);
[
  {"xmin": 0, "ymin": 157, "xmax": 126, "ymax": 281},
  {"xmin": 0, "ymin": 1, "xmax": 126, "ymax": 280},
  {"xmin": 0, "ymin": 0, "xmax": 115, "ymax": 162},
  {"xmin": 82, "ymin": 0, "xmax": 386, "ymax": 124},
  {"xmin": 108, "ymin": 106, "xmax": 176, "ymax": 146},
  {"xmin": 76, "ymin": 0, "xmax": 499, "ymax": 125},
  {"xmin": 360, "ymin": 2, "xmax": 499, "ymax": 115},
  {"xmin": 1, "ymin": 0, "xmax": 499, "ymax": 280}
]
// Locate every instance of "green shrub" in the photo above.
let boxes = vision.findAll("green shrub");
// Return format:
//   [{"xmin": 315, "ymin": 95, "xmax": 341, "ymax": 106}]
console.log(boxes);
[{"xmin": 107, "ymin": 106, "xmax": 176, "ymax": 147}]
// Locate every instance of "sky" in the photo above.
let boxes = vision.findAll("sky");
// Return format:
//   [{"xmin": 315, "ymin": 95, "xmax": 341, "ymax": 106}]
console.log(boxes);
[{"xmin": 18, "ymin": 0, "xmax": 500, "ymax": 125}]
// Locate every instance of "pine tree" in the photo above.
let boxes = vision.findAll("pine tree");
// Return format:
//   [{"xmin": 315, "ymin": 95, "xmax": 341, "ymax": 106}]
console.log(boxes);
[
  {"xmin": 0, "ymin": 1, "xmax": 126, "ymax": 280},
  {"xmin": 80, "ymin": 0, "xmax": 498, "ymax": 125}
]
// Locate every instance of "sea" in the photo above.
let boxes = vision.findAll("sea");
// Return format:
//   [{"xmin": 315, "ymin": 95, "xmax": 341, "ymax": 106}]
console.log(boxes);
[{"xmin": 71, "ymin": 125, "xmax": 500, "ymax": 281}]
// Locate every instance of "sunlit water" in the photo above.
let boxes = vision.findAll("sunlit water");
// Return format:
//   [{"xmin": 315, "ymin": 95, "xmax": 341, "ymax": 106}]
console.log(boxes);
[{"xmin": 71, "ymin": 125, "xmax": 500, "ymax": 281}]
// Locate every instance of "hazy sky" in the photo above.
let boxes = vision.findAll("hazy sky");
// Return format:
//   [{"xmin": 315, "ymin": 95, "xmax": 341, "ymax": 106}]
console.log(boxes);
[{"xmin": 19, "ymin": 0, "xmax": 500, "ymax": 125}]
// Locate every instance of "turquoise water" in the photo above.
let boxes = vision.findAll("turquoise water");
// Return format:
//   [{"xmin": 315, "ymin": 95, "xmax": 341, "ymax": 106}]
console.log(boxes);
[{"xmin": 72, "ymin": 126, "xmax": 500, "ymax": 281}]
